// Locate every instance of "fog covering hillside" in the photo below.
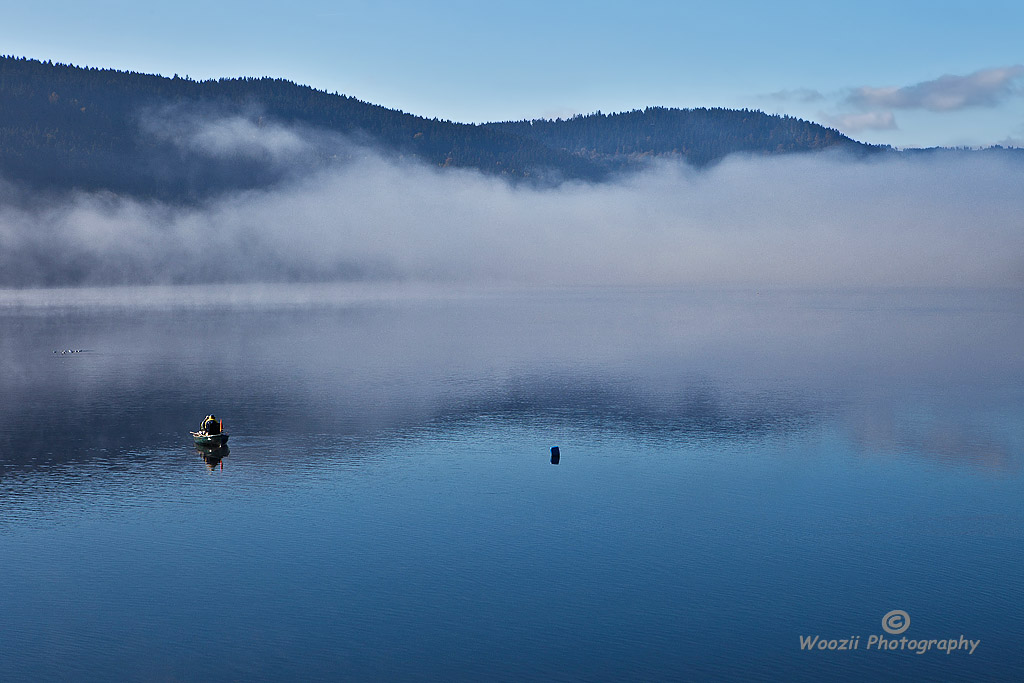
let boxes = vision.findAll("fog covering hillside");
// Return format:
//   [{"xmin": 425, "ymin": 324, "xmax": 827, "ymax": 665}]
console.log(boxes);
[
  {"xmin": 1, "ymin": 56, "xmax": 1022, "ymax": 290},
  {"xmin": 0, "ymin": 56, "xmax": 877, "ymax": 201}
]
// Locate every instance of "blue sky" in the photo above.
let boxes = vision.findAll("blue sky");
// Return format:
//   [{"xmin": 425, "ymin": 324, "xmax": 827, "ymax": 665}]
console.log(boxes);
[{"xmin": 3, "ymin": 0, "xmax": 1023, "ymax": 148}]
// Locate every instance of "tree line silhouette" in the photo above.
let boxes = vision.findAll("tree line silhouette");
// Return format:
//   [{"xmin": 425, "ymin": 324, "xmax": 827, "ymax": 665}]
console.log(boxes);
[{"xmin": 0, "ymin": 56, "xmax": 888, "ymax": 202}]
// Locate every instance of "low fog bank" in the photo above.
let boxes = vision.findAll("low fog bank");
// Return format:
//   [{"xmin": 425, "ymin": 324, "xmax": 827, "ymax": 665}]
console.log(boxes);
[
  {"xmin": 2, "ymin": 123, "xmax": 1022, "ymax": 287},
  {"xmin": 3, "ymin": 288, "xmax": 1019, "ymax": 474}
]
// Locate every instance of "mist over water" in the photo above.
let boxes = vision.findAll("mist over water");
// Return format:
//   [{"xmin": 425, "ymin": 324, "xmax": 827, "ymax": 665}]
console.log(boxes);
[
  {"xmin": 3, "ymin": 113, "xmax": 1024, "ymax": 682},
  {"xmin": 1, "ymin": 115, "xmax": 1022, "ymax": 287},
  {"xmin": 2, "ymin": 285, "xmax": 1020, "ymax": 475},
  {"xmin": 2, "ymin": 286, "xmax": 1023, "ymax": 682}
]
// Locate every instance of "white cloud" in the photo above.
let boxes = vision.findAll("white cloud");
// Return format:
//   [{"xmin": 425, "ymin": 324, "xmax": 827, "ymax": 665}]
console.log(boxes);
[{"xmin": 847, "ymin": 65, "xmax": 1024, "ymax": 112}]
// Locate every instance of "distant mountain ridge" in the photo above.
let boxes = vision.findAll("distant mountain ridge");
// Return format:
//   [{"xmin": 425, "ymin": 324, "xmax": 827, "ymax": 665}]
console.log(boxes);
[
  {"xmin": 486, "ymin": 107, "xmax": 869, "ymax": 167},
  {"xmin": 0, "ymin": 56, "xmax": 889, "ymax": 201}
]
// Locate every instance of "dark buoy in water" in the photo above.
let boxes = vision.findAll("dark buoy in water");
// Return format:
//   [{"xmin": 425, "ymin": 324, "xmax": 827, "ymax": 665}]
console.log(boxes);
[{"xmin": 550, "ymin": 446, "xmax": 560, "ymax": 465}]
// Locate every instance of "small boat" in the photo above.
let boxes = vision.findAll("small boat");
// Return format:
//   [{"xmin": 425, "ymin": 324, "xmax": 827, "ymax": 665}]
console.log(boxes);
[
  {"xmin": 192, "ymin": 431, "xmax": 229, "ymax": 448},
  {"xmin": 192, "ymin": 414, "xmax": 228, "ymax": 449}
]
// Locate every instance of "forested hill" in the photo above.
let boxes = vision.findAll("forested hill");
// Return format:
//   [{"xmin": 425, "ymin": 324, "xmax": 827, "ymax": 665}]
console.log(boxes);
[
  {"xmin": 0, "ymin": 56, "xmax": 878, "ymax": 201},
  {"xmin": 486, "ymin": 108, "xmax": 869, "ymax": 167},
  {"xmin": 0, "ymin": 56, "xmax": 598, "ymax": 201}
]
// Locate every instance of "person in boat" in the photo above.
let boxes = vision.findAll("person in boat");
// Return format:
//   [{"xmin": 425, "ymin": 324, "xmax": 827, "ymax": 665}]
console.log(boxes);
[{"xmin": 201, "ymin": 415, "xmax": 221, "ymax": 435}]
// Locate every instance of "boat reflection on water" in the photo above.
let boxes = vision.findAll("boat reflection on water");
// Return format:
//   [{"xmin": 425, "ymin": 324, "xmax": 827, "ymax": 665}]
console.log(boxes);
[{"xmin": 196, "ymin": 445, "xmax": 229, "ymax": 471}]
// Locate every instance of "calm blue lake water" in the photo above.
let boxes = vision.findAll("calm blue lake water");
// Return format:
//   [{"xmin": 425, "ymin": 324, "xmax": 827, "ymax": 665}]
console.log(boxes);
[{"xmin": 1, "ymin": 285, "xmax": 1022, "ymax": 682}]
